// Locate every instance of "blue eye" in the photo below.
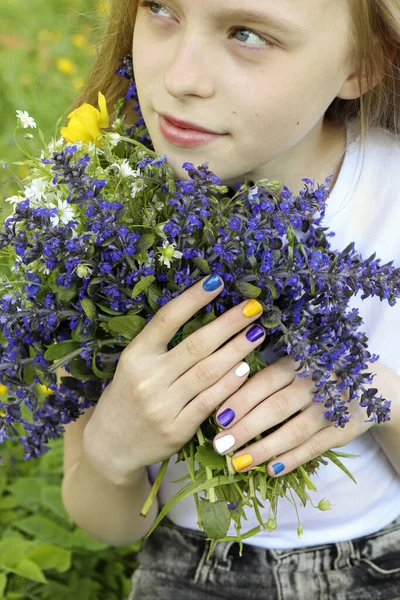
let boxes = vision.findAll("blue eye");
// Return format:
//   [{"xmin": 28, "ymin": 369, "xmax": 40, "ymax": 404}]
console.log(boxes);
[{"xmin": 138, "ymin": 1, "xmax": 275, "ymax": 50}]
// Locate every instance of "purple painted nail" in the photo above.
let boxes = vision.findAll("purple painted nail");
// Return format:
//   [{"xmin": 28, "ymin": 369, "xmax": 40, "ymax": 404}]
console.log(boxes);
[
  {"xmin": 217, "ymin": 408, "xmax": 235, "ymax": 427},
  {"xmin": 246, "ymin": 324, "xmax": 265, "ymax": 343}
]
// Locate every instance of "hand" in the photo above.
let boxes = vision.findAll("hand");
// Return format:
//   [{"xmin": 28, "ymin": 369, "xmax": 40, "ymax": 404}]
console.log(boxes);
[
  {"xmin": 83, "ymin": 273, "xmax": 267, "ymax": 484},
  {"xmin": 213, "ymin": 354, "xmax": 380, "ymax": 476}
]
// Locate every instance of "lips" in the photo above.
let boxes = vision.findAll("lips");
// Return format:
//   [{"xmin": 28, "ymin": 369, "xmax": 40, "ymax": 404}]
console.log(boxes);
[
  {"xmin": 158, "ymin": 114, "xmax": 226, "ymax": 149},
  {"xmin": 160, "ymin": 113, "xmax": 219, "ymax": 134}
]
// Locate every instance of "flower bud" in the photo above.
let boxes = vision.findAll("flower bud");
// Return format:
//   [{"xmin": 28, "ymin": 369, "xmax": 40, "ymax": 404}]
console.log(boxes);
[
  {"xmin": 297, "ymin": 525, "xmax": 304, "ymax": 537},
  {"xmin": 266, "ymin": 519, "xmax": 277, "ymax": 531},
  {"xmin": 318, "ymin": 499, "xmax": 332, "ymax": 511},
  {"xmin": 76, "ymin": 264, "xmax": 93, "ymax": 278}
]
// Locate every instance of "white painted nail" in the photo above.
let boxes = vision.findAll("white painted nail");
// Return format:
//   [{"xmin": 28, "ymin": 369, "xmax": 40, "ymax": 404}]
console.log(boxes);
[
  {"xmin": 215, "ymin": 434, "xmax": 236, "ymax": 454},
  {"xmin": 235, "ymin": 363, "xmax": 250, "ymax": 377}
]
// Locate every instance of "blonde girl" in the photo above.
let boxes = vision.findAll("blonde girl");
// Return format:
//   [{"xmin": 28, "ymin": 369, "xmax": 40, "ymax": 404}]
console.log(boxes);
[{"xmin": 62, "ymin": 1, "xmax": 400, "ymax": 598}]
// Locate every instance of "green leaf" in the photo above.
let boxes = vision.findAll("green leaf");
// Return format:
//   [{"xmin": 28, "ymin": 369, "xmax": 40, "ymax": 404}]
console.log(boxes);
[
  {"xmin": 44, "ymin": 341, "xmax": 81, "ymax": 361},
  {"xmin": 264, "ymin": 279, "xmax": 278, "ymax": 300},
  {"xmin": 324, "ymin": 450, "xmax": 358, "ymax": 484},
  {"xmin": 87, "ymin": 277, "xmax": 103, "ymax": 297},
  {"xmin": 192, "ymin": 257, "xmax": 211, "ymax": 275},
  {"xmin": 198, "ymin": 500, "xmax": 231, "ymax": 540},
  {"xmin": 8, "ymin": 478, "xmax": 45, "ymax": 507},
  {"xmin": 14, "ymin": 515, "xmax": 72, "ymax": 548},
  {"xmin": 181, "ymin": 308, "xmax": 216, "ymax": 339},
  {"xmin": 51, "ymin": 284, "xmax": 78, "ymax": 303},
  {"xmin": 135, "ymin": 233, "xmax": 155, "ymax": 253},
  {"xmin": 108, "ymin": 315, "xmax": 146, "ymax": 340},
  {"xmin": 67, "ymin": 357, "xmax": 97, "ymax": 381},
  {"xmin": 144, "ymin": 473, "xmax": 243, "ymax": 539},
  {"xmin": 261, "ymin": 307, "xmax": 282, "ymax": 329},
  {"xmin": 10, "ymin": 559, "xmax": 47, "ymax": 584},
  {"xmin": 81, "ymin": 298, "xmax": 97, "ymax": 321},
  {"xmin": 0, "ymin": 537, "xmax": 36, "ymax": 568},
  {"xmin": 41, "ymin": 485, "xmax": 70, "ymax": 521},
  {"xmin": 234, "ymin": 280, "xmax": 262, "ymax": 298},
  {"xmin": 70, "ymin": 528, "xmax": 108, "ymax": 551},
  {"xmin": 91, "ymin": 349, "xmax": 115, "ymax": 380},
  {"xmin": 0, "ymin": 573, "xmax": 6, "ymax": 596},
  {"xmin": 146, "ymin": 282, "xmax": 163, "ymax": 311},
  {"xmin": 195, "ymin": 442, "xmax": 225, "ymax": 469},
  {"xmin": 26, "ymin": 544, "xmax": 71, "ymax": 573},
  {"xmin": 95, "ymin": 302, "xmax": 123, "ymax": 315},
  {"xmin": 297, "ymin": 466, "xmax": 318, "ymax": 492},
  {"xmin": 131, "ymin": 275, "xmax": 156, "ymax": 299}
]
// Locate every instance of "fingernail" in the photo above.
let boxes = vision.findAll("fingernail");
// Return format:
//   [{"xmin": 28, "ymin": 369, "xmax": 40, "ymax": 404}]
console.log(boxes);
[
  {"xmin": 232, "ymin": 454, "xmax": 253, "ymax": 471},
  {"xmin": 246, "ymin": 324, "xmax": 265, "ymax": 343},
  {"xmin": 272, "ymin": 462, "xmax": 285, "ymax": 475},
  {"xmin": 242, "ymin": 299, "xmax": 263, "ymax": 317},
  {"xmin": 215, "ymin": 434, "xmax": 235, "ymax": 454},
  {"xmin": 203, "ymin": 274, "xmax": 223, "ymax": 292},
  {"xmin": 217, "ymin": 408, "xmax": 235, "ymax": 426},
  {"xmin": 235, "ymin": 363, "xmax": 250, "ymax": 377}
]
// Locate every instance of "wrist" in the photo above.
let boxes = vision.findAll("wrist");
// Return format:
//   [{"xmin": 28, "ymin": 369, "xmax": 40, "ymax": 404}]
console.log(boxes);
[{"xmin": 82, "ymin": 412, "xmax": 145, "ymax": 487}]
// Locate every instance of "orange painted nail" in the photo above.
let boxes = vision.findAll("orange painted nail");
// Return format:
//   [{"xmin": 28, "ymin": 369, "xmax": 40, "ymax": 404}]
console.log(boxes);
[{"xmin": 232, "ymin": 454, "xmax": 253, "ymax": 471}]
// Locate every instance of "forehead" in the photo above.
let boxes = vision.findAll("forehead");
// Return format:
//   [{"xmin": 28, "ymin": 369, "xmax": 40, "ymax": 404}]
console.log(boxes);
[{"xmin": 170, "ymin": 0, "xmax": 352, "ymax": 29}]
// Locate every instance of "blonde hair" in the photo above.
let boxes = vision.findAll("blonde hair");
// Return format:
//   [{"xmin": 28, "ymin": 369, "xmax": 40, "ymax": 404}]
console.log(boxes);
[{"xmin": 68, "ymin": 0, "xmax": 400, "ymax": 151}]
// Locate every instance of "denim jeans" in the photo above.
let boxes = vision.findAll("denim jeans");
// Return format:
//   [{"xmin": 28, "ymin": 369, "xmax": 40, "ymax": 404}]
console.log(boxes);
[{"xmin": 127, "ymin": 513, "xmax": 400, "ymax": 600}]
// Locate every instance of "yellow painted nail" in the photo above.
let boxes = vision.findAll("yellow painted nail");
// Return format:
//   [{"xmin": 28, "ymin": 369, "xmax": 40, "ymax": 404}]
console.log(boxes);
[
  {"xmin": 232, "ymin": 454, "xmax": 253, "ymax": 471},
  {"xmin": 242, "ymin": 299, "xmax": 263, "ymax": 318}
]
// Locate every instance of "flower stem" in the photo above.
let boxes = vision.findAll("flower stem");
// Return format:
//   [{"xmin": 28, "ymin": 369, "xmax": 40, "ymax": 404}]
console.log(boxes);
[
  {"xmin": 140, "ymin": 457, "xmax": 170, "ymax": 517},
  {"xmin": 196, "ymin": 426, "xmax": 216, "ymax": 502}
]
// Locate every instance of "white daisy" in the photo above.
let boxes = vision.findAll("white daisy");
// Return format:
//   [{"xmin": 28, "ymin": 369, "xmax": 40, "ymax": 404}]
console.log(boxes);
[
  {"xmin": 107, "ymin": 132, "xmax": 121, "ymax": 147},
  {"xmin": 46, "ymin": 137, "xmax": 65, "ymax": 154},
  {"xmin": 23, "ymin": 177, "xmax": 49, "ymax": 203},
  {"xmin": 48, "ymin": 198, "xmax": 75, "ymax": 227},
  {"xmin": 5, "ymin": 195, "xmax": 22, "ymax": 206},
  {"xmin": 130, "ymin": 180, "xmax": 146, "ymax": 198},
  {"xmin": 16, "ymin": 110, "xmax": 37, "ymax": 129},
  {"xmin": 157, "ymin": 240, "xmax": 183, "ymax": 268}
]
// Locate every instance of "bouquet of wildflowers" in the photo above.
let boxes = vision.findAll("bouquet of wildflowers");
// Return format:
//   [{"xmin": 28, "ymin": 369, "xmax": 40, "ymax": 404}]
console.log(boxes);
[{"xmin": 0, "ymin": 54, "xmax": 399, "ymax": 556}]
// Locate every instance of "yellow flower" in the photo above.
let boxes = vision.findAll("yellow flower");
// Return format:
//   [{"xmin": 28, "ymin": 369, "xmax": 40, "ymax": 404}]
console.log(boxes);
[
  {"xmin": 36, "ymin": 384, "xmax": 54, "ymax": 395},
  {"xmin": 73, "ymin": 77, "xmax": 84, "ymax": 92},
  {"xmin": 71, "ymin": 34, "xmax": 88, "ymax": 48},
  {"xmin": 0, "ymin": 384, "xmax": 8, "ymax": 396},
  {"xmin": 56, "ymin": 58, "xmax": 77, "ymax": 75},
  {"xmin": 60, "ymin": 91, "xmax": 110, "ymax": 146}
]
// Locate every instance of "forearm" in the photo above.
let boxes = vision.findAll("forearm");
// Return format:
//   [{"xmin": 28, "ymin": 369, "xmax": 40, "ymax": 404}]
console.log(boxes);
[
  {"xmin": 61, "ymin": 452, "xmax": 159, "ymax": 547},
  {"xmin": 370, "ymin": 361, "xmax": 400, "ymax": 477}
]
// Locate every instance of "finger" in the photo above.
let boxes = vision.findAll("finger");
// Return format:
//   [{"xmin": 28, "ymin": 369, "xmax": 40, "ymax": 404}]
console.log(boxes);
[
  {"xmin": 213, "ymin": 381, "xmax": 321, "ymax": 460},
  {"xmin": 172, "ymin": 322, "xmax": 266, "ymax": 414},
  {"xmin": 176, "ymin": 360, "xmax": 251, "ymax": 429},
  {"xmin": 264, "ymin": 421, "xmax": 354, "ymax": 477},
  {"xmin": 164, "ymin": 297, "xmax": 264, "ymax": 383},
  {"xmin": 129, "ymin": 274, "xmax": 225, "ymax": 354},
  {"xmin": 228, "ymin": 408, "xmax": 350, "ymax": 475},
  {"xmin": 214, "ymin": 358, "xmax": 306, "ymax": 431}
]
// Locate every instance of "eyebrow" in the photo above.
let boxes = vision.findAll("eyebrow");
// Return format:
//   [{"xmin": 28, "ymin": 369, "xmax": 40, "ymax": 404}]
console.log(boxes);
[{"xmin": 216, "ymin": 8, "xmax": 303, "ymax": 36}]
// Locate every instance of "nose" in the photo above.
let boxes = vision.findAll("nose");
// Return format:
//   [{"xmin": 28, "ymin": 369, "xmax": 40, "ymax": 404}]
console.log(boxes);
[{"xmin": 163, "ymin": 31, "xmax": 215, "ymax": 99}]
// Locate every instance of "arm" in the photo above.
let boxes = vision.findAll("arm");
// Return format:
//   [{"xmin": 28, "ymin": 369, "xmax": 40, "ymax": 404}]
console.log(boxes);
[
  {"xmin": 60, "ymin": 365, "xmax": 159, "ymax": 547},
  {"xmin": 62, "ymin": 453, "xmax": 159, "ymax": 547},
  {"xmin": 369, "ymin": 361, "xmax": 400, "ymax": 477}
]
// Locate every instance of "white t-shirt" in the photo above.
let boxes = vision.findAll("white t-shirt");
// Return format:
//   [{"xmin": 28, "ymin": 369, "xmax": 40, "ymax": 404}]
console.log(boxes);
[{"xmin": 147, "ymin": 119, "xmax": 400, "ymax": 549}]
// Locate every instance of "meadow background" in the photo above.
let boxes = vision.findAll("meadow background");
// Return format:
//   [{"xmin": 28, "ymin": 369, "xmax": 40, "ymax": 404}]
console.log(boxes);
[{"xmin": 0, "ymin": 1, "xmax": 142, "ymax": 598}]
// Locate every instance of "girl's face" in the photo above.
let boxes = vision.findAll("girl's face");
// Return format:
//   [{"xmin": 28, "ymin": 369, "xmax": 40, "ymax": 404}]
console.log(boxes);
[{"xmin": 132, "ymin": 0, "xmax": 356, "ymax": 193}]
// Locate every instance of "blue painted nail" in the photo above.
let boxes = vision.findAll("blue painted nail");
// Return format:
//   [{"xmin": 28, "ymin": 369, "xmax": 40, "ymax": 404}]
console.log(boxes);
[
  {"xmin": 246, "ymin": 324, "xmax": 265, "ymax": 343},
  {"xmin": 217, "ymin": 408, "xmax": 235, "ymax": 427},
  {"xmin": 272, "ymin": 462, "xmax": 285, "ymax": 475},
  {"xmin": 203, "ymin": 274, "xmax": 223, "ymax": 292}
]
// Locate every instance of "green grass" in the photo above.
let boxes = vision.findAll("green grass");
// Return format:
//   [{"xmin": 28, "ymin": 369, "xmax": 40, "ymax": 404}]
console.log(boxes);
[{"xmin": 0, "ymin": 0, "xmax": 111, "ymax": 212}]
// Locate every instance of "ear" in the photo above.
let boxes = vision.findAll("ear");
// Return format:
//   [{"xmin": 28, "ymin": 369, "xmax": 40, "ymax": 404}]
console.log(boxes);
[{"xmin": 337, "ymin": 39, "xmax": 397, "ymax": 101}]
